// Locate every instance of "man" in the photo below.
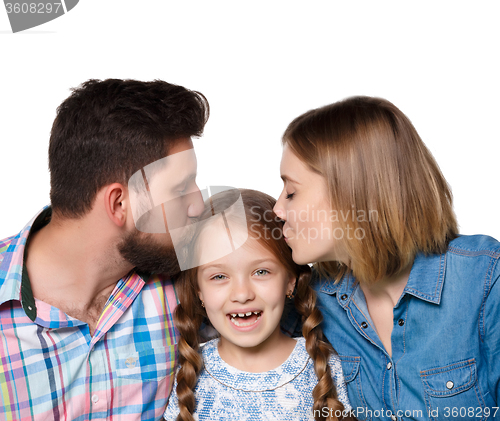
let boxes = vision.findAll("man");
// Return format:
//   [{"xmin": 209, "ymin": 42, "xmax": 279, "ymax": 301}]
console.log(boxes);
[{"xmin": 0, "ymin": 79, "xmax": 209, "ymax": 420}]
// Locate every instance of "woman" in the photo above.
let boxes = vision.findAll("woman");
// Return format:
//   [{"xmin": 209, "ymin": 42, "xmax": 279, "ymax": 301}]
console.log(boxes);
[{"xmin": 274, "ymin": 96, "xmax": 499, "ymax": 420}]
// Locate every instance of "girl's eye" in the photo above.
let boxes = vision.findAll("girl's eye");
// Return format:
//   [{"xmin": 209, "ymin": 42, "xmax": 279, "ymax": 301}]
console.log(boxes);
[
  {"xmin": 285, "ymin": 192, "xmax": 295, "ymax": 200},
  {"xmin": 254, "ymin": 269, "xmax": 269, "ymax": 276},
  {"xmin": 210, "ymin": 274, "xmax": 227, "ymax": 281}
]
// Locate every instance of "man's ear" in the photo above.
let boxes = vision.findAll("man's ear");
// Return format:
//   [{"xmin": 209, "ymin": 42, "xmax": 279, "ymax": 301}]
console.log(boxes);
[{"xmin": 104, "ymin": 183, "xmax": 128, "ymax": 227}]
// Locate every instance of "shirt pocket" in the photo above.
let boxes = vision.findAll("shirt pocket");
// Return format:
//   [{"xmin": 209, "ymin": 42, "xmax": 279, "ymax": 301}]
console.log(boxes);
[
  {"xmin": 420, "ymin": 358, "xmax": 492, "ymax": 421},
  {"xmin": 115, "ymin": 344, "xmax": 176, "ymax": 382},
  {"xmin": 340, "ymin": 355, "xmax": 370, "ymax": 421}
]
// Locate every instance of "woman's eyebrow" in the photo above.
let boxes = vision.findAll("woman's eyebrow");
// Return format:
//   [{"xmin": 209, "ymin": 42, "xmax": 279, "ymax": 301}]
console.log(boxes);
[{"xmin": 280, "ymin": 174, "xmax": 301, "ymax": 185}]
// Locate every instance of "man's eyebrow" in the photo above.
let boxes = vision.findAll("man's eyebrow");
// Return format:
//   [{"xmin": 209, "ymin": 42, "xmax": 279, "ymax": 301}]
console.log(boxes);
[
  {"xmin": 172, "ymin": 173, "xmax": 197, "ymax": 190},
  {"xmin": 280, "ymin": 174, "xmax": 300, "ymax": 185}
]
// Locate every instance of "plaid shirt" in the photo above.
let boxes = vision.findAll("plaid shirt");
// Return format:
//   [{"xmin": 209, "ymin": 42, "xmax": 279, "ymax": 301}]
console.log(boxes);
[{"xmin": 0, "ymin": 207, "xmax": 179, "ymax": 421}]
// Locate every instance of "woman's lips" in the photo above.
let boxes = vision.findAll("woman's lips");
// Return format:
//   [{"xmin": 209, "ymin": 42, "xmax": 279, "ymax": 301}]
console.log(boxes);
[{"xmin": 283, "ymin": 226, "xmax": 293, "ymax": 241}]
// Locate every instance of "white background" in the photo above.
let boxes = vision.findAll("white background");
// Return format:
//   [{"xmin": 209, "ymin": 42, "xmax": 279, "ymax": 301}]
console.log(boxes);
[{"xmin": 1, "ymin": 1, "xmax": 499, "ymax": 240}]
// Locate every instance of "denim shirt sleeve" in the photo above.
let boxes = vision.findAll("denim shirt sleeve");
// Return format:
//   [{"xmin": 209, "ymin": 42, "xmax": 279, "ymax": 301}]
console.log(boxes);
[{"xmin": 483, "ymin": 257, "xmax": 500, "ymax": 402}]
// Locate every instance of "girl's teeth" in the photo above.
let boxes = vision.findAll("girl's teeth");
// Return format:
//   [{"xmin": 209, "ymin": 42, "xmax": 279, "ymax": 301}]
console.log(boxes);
[
  {"xmin": 228, "ymin": 311, "xmax": 263, "ymax": 327},
  {"xmin": 230, "ymin": 311, "xmax": 261, "ymax": 318}
]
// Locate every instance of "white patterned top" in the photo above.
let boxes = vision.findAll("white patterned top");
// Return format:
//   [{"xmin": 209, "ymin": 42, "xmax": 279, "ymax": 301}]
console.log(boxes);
[{"xmin": 164, "ymin": 337, "xmax": 352, "ymax": 420}]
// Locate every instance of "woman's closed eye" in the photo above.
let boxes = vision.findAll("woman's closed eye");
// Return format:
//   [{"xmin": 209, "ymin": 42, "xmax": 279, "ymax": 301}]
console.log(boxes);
[{"xmin": 285, "ymin": 192, "xmax": 295, "ymax": 200}]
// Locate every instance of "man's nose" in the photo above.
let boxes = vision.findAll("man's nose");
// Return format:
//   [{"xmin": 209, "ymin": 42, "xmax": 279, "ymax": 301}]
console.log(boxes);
[{"xmin": 187, "ymin": 184, "xmax": 204, "ymax": 218}]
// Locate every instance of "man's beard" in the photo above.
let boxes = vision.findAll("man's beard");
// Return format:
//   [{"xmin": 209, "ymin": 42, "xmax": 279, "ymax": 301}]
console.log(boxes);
[{"xmin": 118, "ymin": 230, "xmax": 181, "ymax": 276}]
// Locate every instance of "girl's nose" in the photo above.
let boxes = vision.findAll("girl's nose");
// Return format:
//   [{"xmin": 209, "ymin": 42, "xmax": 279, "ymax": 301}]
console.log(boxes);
[{"xmin": 230, "ymin": 277, "xmax": 256, "ymax": 303}]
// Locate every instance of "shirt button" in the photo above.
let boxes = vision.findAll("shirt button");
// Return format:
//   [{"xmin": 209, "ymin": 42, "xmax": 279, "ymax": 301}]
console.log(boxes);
[
  {"xmin": 446, "ymin": 381, "xmax": 454, "ymax": 389},
  {"xmin": 391, "ymin": 414, "xmax": 397, "ymax": 421},
  {"xmin": 91, "ymin": 394, "xmax": 99, "ymax": 404},
  {"xmin": 398, "ymin": 319, "xmax": 405, "ymax": 326},
  {"xmin": 387, "ymin": 362, "xmax": 392, "ymax": 370},
  {"xmin": 340, "ymin": 294, "xmax": 348, "ymax": 300},
  {"xmin": 361, "ymin": 321, "xmax": 368, "ymax": 328},
  {"xmin": 125, "ymin": 356, "xmax": 138, "ymax": 368}
]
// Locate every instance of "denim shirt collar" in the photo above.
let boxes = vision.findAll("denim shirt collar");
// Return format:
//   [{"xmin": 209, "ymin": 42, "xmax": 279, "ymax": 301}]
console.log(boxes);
[
  {"xmin": 402, "ymin": 251, "xmax": 446, "ymax": 304},
  {"xmin": 317, "ymin": 250, "xmax": 446, "ymax": 307}
]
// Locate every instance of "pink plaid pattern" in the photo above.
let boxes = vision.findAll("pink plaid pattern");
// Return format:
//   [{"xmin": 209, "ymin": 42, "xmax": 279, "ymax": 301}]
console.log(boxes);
[{"xmin": 0, "ymin": 208, "xmax": 179, "ymax": 420}]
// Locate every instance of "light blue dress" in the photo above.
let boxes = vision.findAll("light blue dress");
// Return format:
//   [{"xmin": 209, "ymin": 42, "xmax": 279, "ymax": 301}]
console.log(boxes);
[{"xmin": 164, "ymin": 337, "xmax": 352, "ymax": 420}]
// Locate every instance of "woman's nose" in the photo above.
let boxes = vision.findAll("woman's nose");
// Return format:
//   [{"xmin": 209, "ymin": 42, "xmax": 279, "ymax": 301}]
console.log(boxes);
[{"xmin": 273, "ymin": 190, "xmax": 287, "ymax": 221}]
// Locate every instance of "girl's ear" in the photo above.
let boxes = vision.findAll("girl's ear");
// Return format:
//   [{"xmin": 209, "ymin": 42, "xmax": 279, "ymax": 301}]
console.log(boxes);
[
  {"xmin": 287, "ymin": 274, "xmax": 297, "ymax": 294},
  {"xmin": 198, "ymin": 290, "xmax": 204, "ymax": 302}
]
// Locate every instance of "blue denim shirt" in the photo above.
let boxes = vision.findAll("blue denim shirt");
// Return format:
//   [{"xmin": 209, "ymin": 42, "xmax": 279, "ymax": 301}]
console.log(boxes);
[{"xmin": 311, "ymin": 235, "xmax": 500, "ymax": 421}]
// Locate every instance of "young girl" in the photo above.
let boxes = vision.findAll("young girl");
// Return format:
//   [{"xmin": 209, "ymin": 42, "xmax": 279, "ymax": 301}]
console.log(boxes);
[{"xmin": 164, "ymin": 189, "xmax": 353, "ymax": 421}]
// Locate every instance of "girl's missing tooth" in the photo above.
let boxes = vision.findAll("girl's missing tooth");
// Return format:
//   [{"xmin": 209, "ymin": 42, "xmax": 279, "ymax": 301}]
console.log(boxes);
[{"xmin": 164, "ymin": 189, "xmax": 353, "ymax": 421}]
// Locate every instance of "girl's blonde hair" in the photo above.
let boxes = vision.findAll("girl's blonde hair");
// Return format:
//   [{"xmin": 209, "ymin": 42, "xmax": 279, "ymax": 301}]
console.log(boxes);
[
  {"xmin": 173, "ymin": 189, "xmax": 347, "ymax": 421},
  {"xmin": 283, "ymin": 96, "xmax": 458, "ymax": 284}
]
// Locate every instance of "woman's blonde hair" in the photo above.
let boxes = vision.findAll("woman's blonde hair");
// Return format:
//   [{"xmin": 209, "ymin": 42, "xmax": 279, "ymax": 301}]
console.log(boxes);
[
  {"xmin": 174, "ymin": 189, "xmax": 347, "ymax": 421},
  {"xmin": 283, "ymin": 96, "xmax": 458, "ymax": 284}
]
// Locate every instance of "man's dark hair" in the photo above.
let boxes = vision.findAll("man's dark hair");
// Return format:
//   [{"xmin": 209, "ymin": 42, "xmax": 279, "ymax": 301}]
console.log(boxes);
[{"xmin": 48, "ymin": 78, "xmax": 209, "ymax": 218}]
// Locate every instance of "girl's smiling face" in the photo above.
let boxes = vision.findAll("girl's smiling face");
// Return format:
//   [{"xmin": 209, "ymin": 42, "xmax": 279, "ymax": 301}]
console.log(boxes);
[{"xmin": 196, "ymin": 224, "xmax": 296, "ymax": 365}]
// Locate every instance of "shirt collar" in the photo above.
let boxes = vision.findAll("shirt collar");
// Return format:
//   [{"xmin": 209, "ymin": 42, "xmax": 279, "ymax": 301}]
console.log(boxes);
[
  {"xmin": 317, "ymin": 250, "xmax": 446, "ymax": 306},
  {"xmin": 202, "ymin": 337, "xmax": 310, "ymax": 391},
  {"xmin": 1, "ymin": 206, "xmax": 157, "ymax": 327},
  {"xmin": 402, "ymin": 251, "xmax": 446, "ymax": 304},
  {"xmin": 0, "ymin": 206, "xmax": 50, "ymax": 313}
]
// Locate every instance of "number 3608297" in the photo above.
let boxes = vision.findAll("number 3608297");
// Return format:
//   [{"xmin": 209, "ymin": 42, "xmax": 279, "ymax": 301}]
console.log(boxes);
[
  {"xmin": 443, "ymin": 407, "xmax": 499, "ymax": 418},
  {"xmin": 5, "ymin": 3, "xmax": 62, "ymax": 14}
]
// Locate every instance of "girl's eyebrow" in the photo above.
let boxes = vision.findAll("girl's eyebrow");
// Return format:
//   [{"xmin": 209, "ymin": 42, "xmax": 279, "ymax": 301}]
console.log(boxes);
[
  {"xmin": 200, "ymin": 259, "xmax": 278, "ymax": 273},
  {"xmin": 249, "ymin": 258, "xmax": 277, "ymax": 266},
  {"xmin": 200, "ymin": 263, "xmax": 225, "ymax": 272}
]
